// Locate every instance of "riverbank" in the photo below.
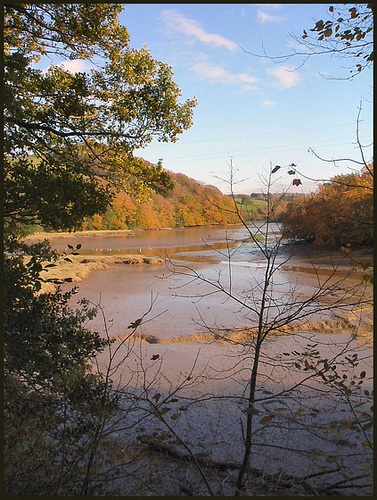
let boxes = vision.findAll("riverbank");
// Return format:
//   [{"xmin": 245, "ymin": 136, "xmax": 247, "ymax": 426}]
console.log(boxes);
[
  {"xmin": 26, "ymin": 228, "xmax": 136, "ymax": 239},
  {"xmin": 39, "ymin": 254, "xmax": 164, "ymax": 293},
  {"xmin": 93, "ymin": 328, "xmax": 373, "ymax": 496}
]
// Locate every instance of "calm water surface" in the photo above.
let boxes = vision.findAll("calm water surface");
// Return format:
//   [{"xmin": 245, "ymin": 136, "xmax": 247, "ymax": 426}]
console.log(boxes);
[{"xmin": 51, "ymin": 223, "xmax": 353, "ymax": 340}]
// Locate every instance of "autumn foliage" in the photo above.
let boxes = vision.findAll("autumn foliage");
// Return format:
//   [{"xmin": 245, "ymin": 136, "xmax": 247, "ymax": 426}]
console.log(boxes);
[
  {"xmin": 281, "ymin": 167, "xmax": 373, "ymax": 247},
  {"xmin": 82, "ymin": 170, "xmax": 239, "ymax": 230}
]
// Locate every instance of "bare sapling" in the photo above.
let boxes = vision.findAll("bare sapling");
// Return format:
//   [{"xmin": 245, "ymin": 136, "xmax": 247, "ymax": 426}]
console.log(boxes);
[{"xmin": 162, "ymin": 160, "xmax": 372, "ymax": 495}]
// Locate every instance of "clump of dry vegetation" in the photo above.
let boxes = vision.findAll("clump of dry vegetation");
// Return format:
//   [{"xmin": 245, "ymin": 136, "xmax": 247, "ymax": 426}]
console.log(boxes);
[{"xmin": 39, "ymin": 254, "xmax": 164, "ymax": 293}]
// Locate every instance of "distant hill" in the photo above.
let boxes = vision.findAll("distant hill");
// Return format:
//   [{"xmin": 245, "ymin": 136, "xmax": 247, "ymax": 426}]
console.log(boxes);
[{"xmin": 82, "ymin": 170, "xmax": 240, "ymax": 230}]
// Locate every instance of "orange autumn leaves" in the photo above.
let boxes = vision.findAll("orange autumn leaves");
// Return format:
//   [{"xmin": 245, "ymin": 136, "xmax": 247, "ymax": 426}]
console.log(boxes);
[
  {"xmin": 282, "ymin": 167, "xmax": 373, "ymax": 247},
  {"xmin": 82, "ymin": 171, "xmax": 239, "ymax": 231}
]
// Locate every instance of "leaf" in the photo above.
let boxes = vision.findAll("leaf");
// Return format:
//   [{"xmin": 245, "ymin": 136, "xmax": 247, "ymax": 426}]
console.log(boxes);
[
  {"xmin": 151, "ymin": 354, "xmax": 160, "ymax": 361},
  {"xmin": 271, "ymin": 165, "xmax": 281, "ymax": 174},
  {"xmin": 329, "ymin": 6, "xmax": 334, "ymax": 13},
  {"xmin": 76, "ymin": 244, "xmax": 82, "ymax": 250},
  {"xmin": 128, "ymin": 318, "xmax": 142, "ymax": 329},
  {"xmin": 288, "ymin": 169, "xmax": 296, "ymax": 175},
  {"xmin": 292, "ymin": 178, "xmax": 302, "ymax": 186},
  {"xmin": 171, "ymin": 412, "xmax": 179, "ymax": 420},
  {"xmin": 152, "ymin": 393, "xmax": 161, "ymax": 403},
  {"xmin": 338, "ymin": 421, "xmax": 355, "ymax": 430},
  {"xmin": 360, "ymin": 371, "xmax": 366, "ymax": 379},
  {"xmin": 67, "ymin": 244, "xmax": 73, "ymax": 250},
  {"xmin": 304, "ymin": 359, "xmax": 313, "ymax": 370},
  {"xmin": 295, "ymin": 408, "xmax": 305, "ymax": 416},
  {"xmin": 259, "ymin": 414, "xmax": 275, "ymax": 425}
]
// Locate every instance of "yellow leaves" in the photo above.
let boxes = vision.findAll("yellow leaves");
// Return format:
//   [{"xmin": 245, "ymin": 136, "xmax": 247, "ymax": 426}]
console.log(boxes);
[
  {"xmin": 259, "ymin": 414, "xmax": 275, "ymax": 425},
  {"xmin": 282, "ymin": 167, "xmax": 373, "ymax": 247}
]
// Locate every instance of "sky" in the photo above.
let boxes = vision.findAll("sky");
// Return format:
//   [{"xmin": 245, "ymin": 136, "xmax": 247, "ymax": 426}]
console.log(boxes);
[{"xmin": 54, "ymin": 3, "xmax": 374, "ymax": 195}]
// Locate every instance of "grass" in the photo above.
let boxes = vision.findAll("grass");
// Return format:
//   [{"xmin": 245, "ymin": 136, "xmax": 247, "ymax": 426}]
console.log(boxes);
[
  {"xmin": 119, "ymin": 311, "xmax": 373, "ymax": 345},
  {"xmin": 38, "ymin": 254, "xmax": 164, "ymax": 293}
]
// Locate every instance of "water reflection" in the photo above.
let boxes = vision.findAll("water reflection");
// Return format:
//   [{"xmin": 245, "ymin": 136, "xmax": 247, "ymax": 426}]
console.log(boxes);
[{"xmin": 53, "ymin": 223, "xmax": 366, "ymax": 341}]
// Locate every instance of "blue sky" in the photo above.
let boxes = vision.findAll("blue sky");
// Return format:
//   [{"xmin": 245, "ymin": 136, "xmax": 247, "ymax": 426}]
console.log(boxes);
[
  {"xmin": 119, "ymin": 3, "xmax": 373, "ymax": 194},
  {"xmin": 47, "ymin": 3, "xmax": 373, "ymax": 194}
]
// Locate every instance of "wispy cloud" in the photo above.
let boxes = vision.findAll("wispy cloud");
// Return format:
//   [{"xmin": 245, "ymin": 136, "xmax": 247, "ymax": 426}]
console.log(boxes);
[
  {"xmin": 257, "ymin": 10, "xmax": 287, "ymax": 23},
  {"xmin": 261, "ymin": 99, "xmax": 276, "ymax": 107},
  {"xmin": 255, "ymin": 4, "xmax": 283, "ymax": 10},
  {"xmin": 192, "ymin": 61, "xmax": 257, "ymax": 91},
  {"xmin": 256, "ymin": 4, "xmax": 287, "ymax": 24},
  {"xmin": 160, "ymin": 9, "xmax": 239, "ymax": 52},
  {"xmin": 267, "ymin": 65, "xmax": 301, "ymax": 88}
]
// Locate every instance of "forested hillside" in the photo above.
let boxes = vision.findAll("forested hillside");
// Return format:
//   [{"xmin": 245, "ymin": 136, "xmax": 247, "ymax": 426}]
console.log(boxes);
[
  {"xmin": 82, "ymin": 167, "xmax": 240, "ymax": 230},
  {"xmin": 281, "ymin": 167, "xmax": 373, "ymax": 247}
]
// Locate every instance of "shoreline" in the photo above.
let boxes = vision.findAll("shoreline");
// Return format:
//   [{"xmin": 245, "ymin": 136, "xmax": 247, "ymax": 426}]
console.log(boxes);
[
  {"xmin": 26, "ymin": 228, "xmax": 136, "ymax": 239},
  {"xmin": 38, "ymin": 254, "xmax": 164, "ymax": 293},
  {"xmin": 24, "ymin": 223, "xmax": 242, "ymax": 241}
]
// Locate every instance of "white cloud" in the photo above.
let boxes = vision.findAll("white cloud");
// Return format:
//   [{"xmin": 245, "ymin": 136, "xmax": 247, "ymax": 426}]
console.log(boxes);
[
  {"xmin": 257, "ymin": 9, "xmax": 287, "ymax": 23},
  {"xmin": 192, "ymin": 61, "xmax": 257, "ymax": 91},
  {"xmin": 58, "ymin": 60, "xmax": 92, "ymax": 73},
  {"xmin": 160, "ymin": 9, "xmax": 239, "ymax": 52},
  {"xmin": 261, "ymin": 99, "xmax": 276, "ymax": 107},
  {"xmin": 267, "ymin": 65, "xmax": 301, "ymax": 88}
]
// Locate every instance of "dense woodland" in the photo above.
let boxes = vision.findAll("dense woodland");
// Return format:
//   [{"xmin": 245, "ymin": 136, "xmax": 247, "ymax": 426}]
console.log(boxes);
[
  {"xmin": 82, "ymin": 166, "xmax": 240, "ymax": 230},
  {"xmin": 281, "ymin": 167, "xmax": 373, "ymax": 247},
  {"xmin": 82, "ymin": 163, "xmax": 373, "ymax": 251}
]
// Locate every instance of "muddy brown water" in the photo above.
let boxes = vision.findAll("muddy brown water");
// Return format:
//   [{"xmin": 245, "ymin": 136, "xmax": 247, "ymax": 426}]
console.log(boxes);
[{"xmin": 29, "ymin": 223, "xmax": 370, "ymax": 341}]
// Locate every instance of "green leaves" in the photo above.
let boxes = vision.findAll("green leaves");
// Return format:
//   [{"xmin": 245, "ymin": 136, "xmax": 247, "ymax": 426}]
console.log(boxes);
[{"xmin": 4, "ymin": 4, "xmax": 196, "ymax": 233}]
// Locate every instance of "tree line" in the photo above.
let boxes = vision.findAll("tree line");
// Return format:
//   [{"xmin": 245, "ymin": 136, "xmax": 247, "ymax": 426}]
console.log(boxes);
[
  {"xmin": 82, "ymin": 167, "xmax": 239, "ymax": 231},
  {"xmin": 281, "ymin": 167, "xmax": 373, "ymax": 248}
]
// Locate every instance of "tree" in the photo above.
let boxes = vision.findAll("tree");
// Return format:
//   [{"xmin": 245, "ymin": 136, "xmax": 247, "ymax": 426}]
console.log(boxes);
[
  {"xmin": 160, "ymin": 162, "xmax": 372, "ymax": 495},
  {"xmin": 3, "ymin": 4, "xmax": 197, "ymax": 494},
  {"xmin": 242, "ymin": 4, "xmax": 373, "ymax": 80},
  {"xmin": 300, "ymin": 4, "xmax": 373, "ymax": 78},
  {"xmin": 4, "ymin": 3, "xmax": 196, "ymax": 232},
  {"xmin": 281, "ymin": 167, "xmax": 373, "ymax": 247}
]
